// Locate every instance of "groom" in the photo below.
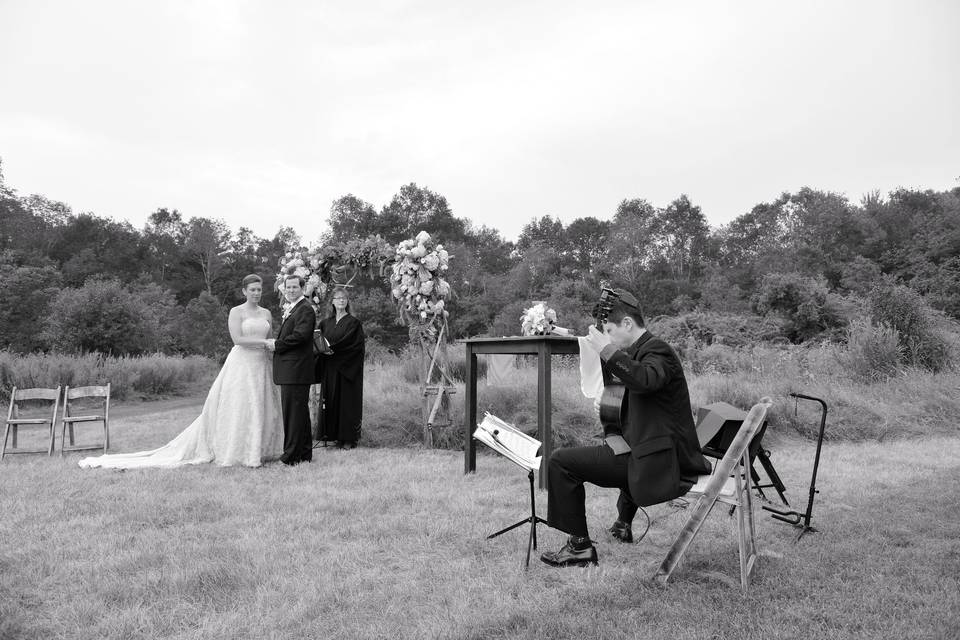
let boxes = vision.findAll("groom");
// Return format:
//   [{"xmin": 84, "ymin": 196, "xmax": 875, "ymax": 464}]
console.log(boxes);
[{"xmin": 267, "ymin": 275, "xmax": 317, "ymax": 465}]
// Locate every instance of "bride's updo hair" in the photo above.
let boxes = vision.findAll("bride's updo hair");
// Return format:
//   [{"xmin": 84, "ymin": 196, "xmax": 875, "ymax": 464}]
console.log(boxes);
[{"xmin": 241, "ymin": 274, "xmax": 262, "ymax": 290}]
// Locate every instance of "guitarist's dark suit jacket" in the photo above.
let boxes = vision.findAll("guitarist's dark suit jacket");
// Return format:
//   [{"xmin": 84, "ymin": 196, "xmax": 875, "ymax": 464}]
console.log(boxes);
[
  {"xmin": 273, "ymin": 298, "xmax": 317, "ymax": 464},
  {"xmin": 546, "ymin": 331, "xmax": 710, "ymax": 538},
  {"xmin": 600, "ymin": 331, "xmax": 710, "ymax": 505}
]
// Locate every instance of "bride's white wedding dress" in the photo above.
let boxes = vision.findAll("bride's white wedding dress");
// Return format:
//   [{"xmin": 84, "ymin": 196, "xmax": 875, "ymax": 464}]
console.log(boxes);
[{"xmin": 79, "ymin": 316, "xmax": 283, "ymax": 469}]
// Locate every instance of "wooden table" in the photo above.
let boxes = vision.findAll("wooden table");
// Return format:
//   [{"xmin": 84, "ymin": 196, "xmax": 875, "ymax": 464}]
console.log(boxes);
[{"xmin": 462, "ymin": 335, "xmax": 580, "ymax": 489}]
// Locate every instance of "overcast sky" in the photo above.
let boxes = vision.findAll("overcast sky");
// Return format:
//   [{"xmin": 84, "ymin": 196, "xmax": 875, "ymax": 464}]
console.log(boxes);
[{"xmin": 1, "ymin": 0, "xmax": 957, "ymax": 243}]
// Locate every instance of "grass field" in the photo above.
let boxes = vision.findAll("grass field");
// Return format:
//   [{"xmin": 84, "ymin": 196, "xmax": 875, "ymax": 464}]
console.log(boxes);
[{"xmin": 2, "ymin": 400, "xmax": 959, "ymax": 639}]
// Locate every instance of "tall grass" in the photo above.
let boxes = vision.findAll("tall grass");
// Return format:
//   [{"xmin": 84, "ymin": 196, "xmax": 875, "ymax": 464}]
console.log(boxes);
[
  {"xmin": 361, "ymin": 341, "xmax": 960, "ymax": 448},
  {"xmin": 834, "ymin": 318, "xmax": 902, "ymax": 382},
  {"xmin": 0, "ymin": 351, "xmax": 217, "ymax": 401}
]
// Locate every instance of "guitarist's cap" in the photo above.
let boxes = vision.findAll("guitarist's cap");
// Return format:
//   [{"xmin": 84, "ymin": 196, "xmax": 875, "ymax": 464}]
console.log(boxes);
[{"xmin": 612, "ymin": 288, "xmax": 641, "ymax": 310}]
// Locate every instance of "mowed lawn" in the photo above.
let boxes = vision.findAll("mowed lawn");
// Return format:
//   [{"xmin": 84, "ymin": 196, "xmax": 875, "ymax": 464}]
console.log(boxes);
[{"xmin": 1, "ymin": 401, "xmax": 959, "ymax": 640}]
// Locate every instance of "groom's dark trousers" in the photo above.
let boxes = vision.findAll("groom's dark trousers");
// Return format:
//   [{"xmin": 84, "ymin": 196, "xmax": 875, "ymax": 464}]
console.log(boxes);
[{"xmin": 273, "ymin": 299, "xmax": 317, "ymax": 464}]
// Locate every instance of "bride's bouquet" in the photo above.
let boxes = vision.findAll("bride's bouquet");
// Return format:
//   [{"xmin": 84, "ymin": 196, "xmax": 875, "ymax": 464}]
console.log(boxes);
[{"xmin": 389, "ymin": 230, "xmax": 452, "ymax": 328}]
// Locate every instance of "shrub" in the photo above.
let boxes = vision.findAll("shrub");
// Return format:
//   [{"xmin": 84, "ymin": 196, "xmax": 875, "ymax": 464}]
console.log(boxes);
[
  {"xmin": 0, "ymin": 261, "xmax": 62, "ymax": 352},
  {"xmin": 175, "ymin": 292, "xmax": 232, "ymax": 358},
  {"xmin": 836, "ymin": 319, "xmax": 903, "ymax": 382},
  {"xmin": 868, "ymin": 283, "xmax": 953, "ymax": 372},
  {"xmin": 698, "ymin": 268, "xmax": 750, "ymax": 313},
  {"xmin": 40, "ymin": 278, "xmax": 175, "ymax": 356},
  {"xmin": 488, "ymin": 299, "xmax": 532, "ymax": 338},
  {"xmin": 752, "ymin": 272, "xmax": 847, "ymax": 342}
]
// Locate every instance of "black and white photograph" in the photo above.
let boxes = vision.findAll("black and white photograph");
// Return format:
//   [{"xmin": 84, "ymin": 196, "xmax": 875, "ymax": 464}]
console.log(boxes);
[{"xmin": 0, "ymin": 1, "xmax": 958, "ymax": 638}]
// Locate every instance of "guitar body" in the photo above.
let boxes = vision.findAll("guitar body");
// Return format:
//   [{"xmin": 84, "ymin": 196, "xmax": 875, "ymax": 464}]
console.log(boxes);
[
  {"xmin": 594, "ymin": 287, "xmax": 629, "ymax": 437},
  {"xmin": 598, "ymin": 383, "xmax": 626, "ymax": 436}
]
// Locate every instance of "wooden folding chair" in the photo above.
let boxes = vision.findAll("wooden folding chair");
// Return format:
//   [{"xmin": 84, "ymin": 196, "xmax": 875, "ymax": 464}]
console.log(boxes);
[
  {"xmin": 60, "ymin": 384, "xmax": 111, "ymax": 456},
  {"xmin": 1, "ymin": 386, "xmax": 61, "ymax": 461},
  {"xmin": 653, "ymin": 396, "xmax": 773, "ymax": 592}
]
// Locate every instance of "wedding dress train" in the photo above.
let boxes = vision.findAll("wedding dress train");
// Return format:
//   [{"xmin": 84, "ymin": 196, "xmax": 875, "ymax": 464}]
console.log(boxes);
[{"xmin": 79, "ymin": 317, "xmax": 283, "ymax": 469}]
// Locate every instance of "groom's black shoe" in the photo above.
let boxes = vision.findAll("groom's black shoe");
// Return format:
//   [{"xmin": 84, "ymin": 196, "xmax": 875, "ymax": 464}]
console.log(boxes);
[
  {"xmin": 540, "ymin": 536, "xmax": 598, "ymax": 568},
  {"xmin": 609, "ymin": 520, "xmax": 633, "ymax": 544}
]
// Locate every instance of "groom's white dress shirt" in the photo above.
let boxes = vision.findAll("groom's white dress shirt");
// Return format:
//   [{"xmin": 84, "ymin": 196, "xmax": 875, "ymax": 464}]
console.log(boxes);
[{"xmin": 282, "ymin": 296, "xmax": 305, "ymax": 321}]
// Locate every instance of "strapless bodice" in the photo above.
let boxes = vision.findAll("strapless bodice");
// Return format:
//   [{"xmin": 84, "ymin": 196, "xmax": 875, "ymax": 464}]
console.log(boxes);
[{"xmin": 241, "ymin": 317, "xmax": 272, "ymax": 339}]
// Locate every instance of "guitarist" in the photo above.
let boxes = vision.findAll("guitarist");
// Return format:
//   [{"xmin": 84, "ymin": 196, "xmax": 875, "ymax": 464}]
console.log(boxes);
[{"xmin": 540, "ymin": 288, "xmax": 711, "ymax": 568}]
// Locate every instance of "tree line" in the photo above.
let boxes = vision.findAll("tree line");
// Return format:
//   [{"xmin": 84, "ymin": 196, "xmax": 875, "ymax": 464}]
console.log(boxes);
[{"xmin": 1, "ymin": 158, "xmax": 958, "ymax": 357}]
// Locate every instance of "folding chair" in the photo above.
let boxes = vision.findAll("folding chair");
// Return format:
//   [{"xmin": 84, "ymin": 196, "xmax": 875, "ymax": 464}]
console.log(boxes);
[
  {"xmin": 60, "ymin": 384, "xmax": 111, "ymax": 456},
  {"xmin": 1, "ymin": 386, "xmax": 61, "ymax": 461},
  {"xmin": 653, "ymin": 397, "xmax": 773, "ymax": 592}
]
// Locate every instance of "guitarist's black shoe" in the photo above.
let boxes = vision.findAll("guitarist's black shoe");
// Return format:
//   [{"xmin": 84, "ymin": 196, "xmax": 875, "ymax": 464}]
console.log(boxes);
[
  {"xmin": 609, "ymin": 520, "xmax": 633, "ymax": 543},
  {"xmin": 540, "ymin": 536, "xmax": 599, "ymax": 567}
]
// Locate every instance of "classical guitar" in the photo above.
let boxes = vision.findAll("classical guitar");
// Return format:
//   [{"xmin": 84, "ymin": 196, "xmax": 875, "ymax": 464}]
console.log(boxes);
[{"xmin": 595, "ymin": 287, "xmax": 627, "ymax": 436}]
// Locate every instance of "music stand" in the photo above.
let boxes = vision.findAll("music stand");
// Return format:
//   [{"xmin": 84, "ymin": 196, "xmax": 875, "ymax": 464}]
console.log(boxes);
[
  {"xmin": 696, "ymin": 401, "xmax": 788, "ymax": 505},
  {"xmin": 474, "ymin": 414, "xmax": 547, "ymax": 570}
]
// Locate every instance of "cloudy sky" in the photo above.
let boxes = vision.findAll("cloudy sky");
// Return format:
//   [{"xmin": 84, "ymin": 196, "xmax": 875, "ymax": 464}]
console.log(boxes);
[{"xmin": 1, "ymin": 0, "xmax": 957, "ymax": 243}]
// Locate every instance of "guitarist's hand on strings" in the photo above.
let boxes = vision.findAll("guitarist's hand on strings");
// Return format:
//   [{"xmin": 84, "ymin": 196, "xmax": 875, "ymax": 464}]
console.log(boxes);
[{"xmin": 584, "ymin": 325, "xmax": 613, "ymax": 354}]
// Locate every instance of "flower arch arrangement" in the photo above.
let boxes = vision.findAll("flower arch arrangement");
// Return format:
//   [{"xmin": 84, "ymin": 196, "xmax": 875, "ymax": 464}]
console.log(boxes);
[
  {"xmin": 388, "ymin": 230, "xmax": 452, "ymax": 337},
  {"xmin": 387, "ymin": 230, "xmax": 455, "ymax": 447},
  {"xmin": 275, "ymin": 235, "xmax": 395, "ymax": 306}
]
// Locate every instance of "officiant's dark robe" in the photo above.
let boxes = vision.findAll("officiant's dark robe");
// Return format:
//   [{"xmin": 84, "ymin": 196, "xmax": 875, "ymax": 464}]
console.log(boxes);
[{"xmin": 315, "ymin": 314, "xmax": 365, "ymax": 443}]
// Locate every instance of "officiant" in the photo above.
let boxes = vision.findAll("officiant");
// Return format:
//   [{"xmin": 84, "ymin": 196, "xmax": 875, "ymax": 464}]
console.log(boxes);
[{"xmin": 315, "ymin": 288, "xmax": 366, "ymax": 449}]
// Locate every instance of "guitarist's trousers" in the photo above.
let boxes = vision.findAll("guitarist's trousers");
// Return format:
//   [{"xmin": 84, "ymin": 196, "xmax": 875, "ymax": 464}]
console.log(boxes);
[{"xmin": 546, "ymin": 444, "xmax": 638, "ymax": 538}]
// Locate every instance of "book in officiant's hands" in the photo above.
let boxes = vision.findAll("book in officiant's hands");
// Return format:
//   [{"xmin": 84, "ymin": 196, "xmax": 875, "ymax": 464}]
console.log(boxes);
[
  {"xmin": 313, "ymin": 330, "xmax": 333, "ymax": 355},
  {"xmin": 473, "ymin": 413, "xmax": 542, "ymax": 472}
]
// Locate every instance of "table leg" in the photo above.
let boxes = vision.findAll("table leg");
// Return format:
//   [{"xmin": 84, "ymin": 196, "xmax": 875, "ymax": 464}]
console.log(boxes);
[
  {"xmin": 464, "ymin": 344, "xmax": 477, "ymax": 474},
  {"xmin": 537, "ymin": 344, "xmax": 552, "ymax": 490}
]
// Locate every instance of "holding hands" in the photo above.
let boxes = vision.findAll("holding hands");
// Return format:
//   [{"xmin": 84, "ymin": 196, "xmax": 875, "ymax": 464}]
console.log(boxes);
[{"xmin": 265, "ymin": 339, "xmax": 276, "ymax": 352}]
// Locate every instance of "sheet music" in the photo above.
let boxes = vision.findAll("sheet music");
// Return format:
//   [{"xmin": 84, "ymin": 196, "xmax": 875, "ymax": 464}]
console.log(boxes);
[{"xmin": 473, "ymin": 413, "xmax": 542, "ymax": 471}]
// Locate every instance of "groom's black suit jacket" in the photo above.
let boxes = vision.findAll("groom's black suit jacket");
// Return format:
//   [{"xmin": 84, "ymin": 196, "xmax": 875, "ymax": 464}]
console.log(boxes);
[{"xmin": 272, "ymin": 299, "xmax": 317, "ymax": 385}]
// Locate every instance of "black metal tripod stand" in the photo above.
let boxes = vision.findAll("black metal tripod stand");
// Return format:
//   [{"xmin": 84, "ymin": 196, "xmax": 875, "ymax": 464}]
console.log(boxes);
[
  {"xmin": 487, "ymin": 469, "xmax": 548, "ymax": 570},
  {"xmin": 762, "ymin": 393, "xmax": 828, "ymax": 541}
]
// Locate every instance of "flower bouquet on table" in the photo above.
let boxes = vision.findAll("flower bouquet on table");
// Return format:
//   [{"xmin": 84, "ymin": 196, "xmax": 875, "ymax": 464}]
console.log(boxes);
[
  {"xmin": 520, "ymin": 302, "xmax": 571, "ymax": 336},
  {"xmin": 389, "ymin": 230, "xmax": 453, "ymax": 336}
]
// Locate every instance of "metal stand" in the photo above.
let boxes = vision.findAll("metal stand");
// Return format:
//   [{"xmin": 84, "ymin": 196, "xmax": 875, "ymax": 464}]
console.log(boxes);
[
  {"xmin": 753, "ymin": 447, "xmax": 789, "ymax": 505},
  {"xmin": 486, "ymin": 470, "xmax": 548, "ymax": 570},
  {"xmin": 762, "ymin": 393, "xmax": 828, "ymax": 541}
]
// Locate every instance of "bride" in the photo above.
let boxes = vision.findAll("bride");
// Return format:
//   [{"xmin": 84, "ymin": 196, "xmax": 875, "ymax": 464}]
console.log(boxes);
[{"xmin": 79, "ymin": 274, "xmax": 284, "ymax": 469}]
